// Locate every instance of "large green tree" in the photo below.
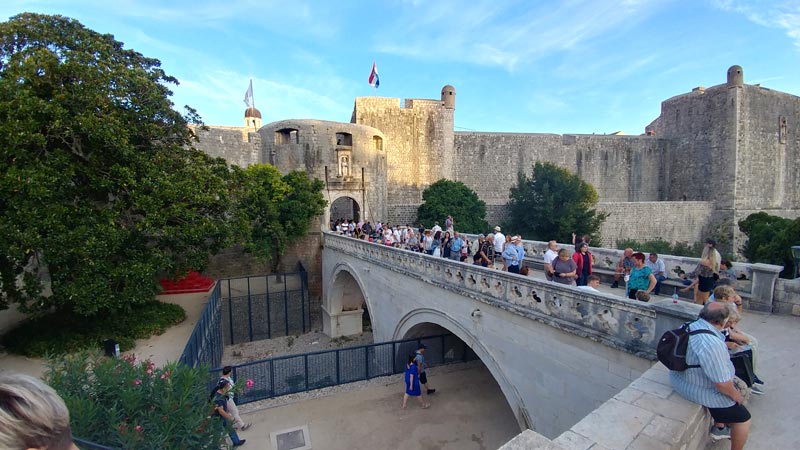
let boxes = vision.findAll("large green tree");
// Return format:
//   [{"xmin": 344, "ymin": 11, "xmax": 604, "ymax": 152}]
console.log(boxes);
[
  {"xmin": 417, "ymin": 179, "xmax": 487, "ymax": 233},
  {"xmin": 738, "ymin": 212, "xmax": 800, "ymax": 278},
  {"xmin": 506, "ymin": 162, "xmax": 607, "ymax": 242},
  {"xmin": 235, "ymin": 165, "xmax": 326, "ymax": 266},
  {"xmin": 0, "ymin": 14, "xmax": 242, "ymax": 316}
]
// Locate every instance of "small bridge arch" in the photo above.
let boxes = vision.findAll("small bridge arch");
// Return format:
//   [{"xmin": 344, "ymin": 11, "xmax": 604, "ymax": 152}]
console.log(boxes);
[
  {"xmin": 322, "ymin": 262, "xmax": 379, "ymax": 338},
  {"xmin": 394, "ymin": 308, "xmax": 528, "ymax": 430}
]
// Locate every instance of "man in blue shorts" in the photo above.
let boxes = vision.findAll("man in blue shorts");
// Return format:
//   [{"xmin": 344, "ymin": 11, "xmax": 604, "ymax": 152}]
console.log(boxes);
[
  {"xmin": 414, "ymin": 343, "xmax": 436, "ymax": 396},
  {"xmin": 669, "ymin": 302, "xmax": 751, "ymax": 450}
]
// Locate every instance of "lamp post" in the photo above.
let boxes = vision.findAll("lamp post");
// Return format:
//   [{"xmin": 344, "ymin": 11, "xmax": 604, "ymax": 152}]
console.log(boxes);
[{"xmin": 792, "ymin": 245, "xmax": 800, "ymax": 279}]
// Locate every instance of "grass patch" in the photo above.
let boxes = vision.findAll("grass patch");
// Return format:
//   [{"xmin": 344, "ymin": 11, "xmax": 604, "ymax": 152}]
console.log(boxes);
[{"xmin": 1, "ymin": 301, "xmax": 186, "ymax": 357}]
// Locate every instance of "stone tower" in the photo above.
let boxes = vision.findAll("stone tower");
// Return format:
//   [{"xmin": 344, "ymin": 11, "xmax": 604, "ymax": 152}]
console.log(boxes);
[
  {"xmin": 244, "ymin": 106, "xmax": 262, "ymax": 130},
  {"xmin": 727, "ymin": 65, "xmax": 744, "ymax": 88}
]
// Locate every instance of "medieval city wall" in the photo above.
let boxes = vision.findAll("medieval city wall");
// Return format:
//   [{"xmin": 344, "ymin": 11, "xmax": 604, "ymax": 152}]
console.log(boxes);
[
  {"xmin": 191, "ymin": 125, "xmax": 262, "ymax": 168},
  {"xmin": 595, "ymin": 201, "xmax": 714, "ymax": 248}
]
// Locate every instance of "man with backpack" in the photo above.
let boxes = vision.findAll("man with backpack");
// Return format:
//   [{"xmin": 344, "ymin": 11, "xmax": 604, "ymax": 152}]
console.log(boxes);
[{"xmin": 667, "ymin": 302, "xmax": 751, "ymax": 450}]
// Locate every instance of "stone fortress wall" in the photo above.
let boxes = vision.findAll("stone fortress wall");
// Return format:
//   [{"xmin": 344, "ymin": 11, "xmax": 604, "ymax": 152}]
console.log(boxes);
[{"xmin": 191, "ymin": 66, "xmax": 800, "ymax": 254}]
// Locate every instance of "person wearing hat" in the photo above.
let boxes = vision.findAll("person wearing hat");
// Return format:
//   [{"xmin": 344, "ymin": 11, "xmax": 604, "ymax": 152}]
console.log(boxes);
[
  {"xmin": 414, "ymin": 343, "xmax": 436, "ymax": 396},
  {"xmin": 502, "ymin": 235, "xmax": 524, "ymax": 274}
]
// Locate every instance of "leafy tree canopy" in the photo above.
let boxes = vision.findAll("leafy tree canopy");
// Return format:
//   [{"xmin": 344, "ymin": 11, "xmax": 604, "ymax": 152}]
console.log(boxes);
[
  {"xmin": 0, "ymin": 13, "xmax": 244, "ymax": 316},
  {"xmin": 738, "ymin": 212, "xmax": 800, "ymax": 279},
  {"xmin": 506, "ymin": 162, "xmax": 607, "ymax": 242},
  {"xmin": 236, "ymin": 165, "xmax": 326, "ymax": 265},
  {"xmin": 416, "ymin": 179, "xmax": 487, "ymax": 233}
]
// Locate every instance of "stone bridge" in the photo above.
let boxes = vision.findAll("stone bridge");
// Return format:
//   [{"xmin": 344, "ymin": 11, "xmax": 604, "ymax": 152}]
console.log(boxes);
[{"xmin": 320, "ymin": 232, "xmax": 703, "ymax": 439}]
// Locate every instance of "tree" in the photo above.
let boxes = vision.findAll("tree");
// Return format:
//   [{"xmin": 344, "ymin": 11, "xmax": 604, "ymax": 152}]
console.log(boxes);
[
  {"xmin": 0, "ymin": 14, "xmax": 241, "ymax": 316},
  {"xmin": 235, "ymin": 165, "xmax": 326, "ymax": 266},
  {"xmin": 738, "ymin": 212, "xmax": 800, "ymax": 279},
  {"xmin": 416, "ymin": 179, "xmax": 487, "ymax": 233},
  {"xmin": 506, "ymin": 162, "xmax": 607, "ymax": 242}
]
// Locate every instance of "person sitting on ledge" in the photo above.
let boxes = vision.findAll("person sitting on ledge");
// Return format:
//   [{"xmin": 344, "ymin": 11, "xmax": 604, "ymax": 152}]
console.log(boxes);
[
  {"xmin": 669, "ymin": 302, "xmax": 751, "ymax": 450},
  {"xmin": 611, "ymin": 248, "xmax": 634, "ymax": 288}
]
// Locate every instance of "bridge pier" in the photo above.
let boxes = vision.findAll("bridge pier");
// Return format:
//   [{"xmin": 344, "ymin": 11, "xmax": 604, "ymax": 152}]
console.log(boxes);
[{"xmin": 321, "ymin": 305, "xmax": 364, "ymax": 338}]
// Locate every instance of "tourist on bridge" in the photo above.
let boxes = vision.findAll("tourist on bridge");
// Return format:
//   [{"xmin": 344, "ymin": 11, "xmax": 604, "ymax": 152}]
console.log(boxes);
[
  {"xmin": 543, "ymin": 240, "xmax": 559, "ymax": 281},
  {"xmin": 669, "ymin": 302, "xmax": 751, "ymax": 450},
  {"xmin": 502, "ymin": 236, "xmax": 524, "ymax": 274},
  {"xmin": 478, "ymin": 234, "xmax": 495, "ymax": 267},
  {"xmin": 448, "ymin": 231, "xmax": 464, "ymax": 261},
  {"xmin": 611, "ymin": 248, "xmax": 634, "ymax": 289},
  {"xmin": 402, "ymin": 354, "xmax": 429, "ymax": 409},
  {"xmin": 626, "ymin": 252, "xmax": 657, "ymax": 300},
  {"xmin": 551, "ymin": 249, "xmax": 577, "ymax": 285},
  {"xmin": 572, "ymin": 242, "xmax": 594, "ymax": 286}
]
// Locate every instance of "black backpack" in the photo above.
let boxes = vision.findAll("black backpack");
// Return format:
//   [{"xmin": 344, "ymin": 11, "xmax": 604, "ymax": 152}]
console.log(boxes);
[{"xmin": 657, "ymin": 321, "xmax": 716, "ymax": 371}]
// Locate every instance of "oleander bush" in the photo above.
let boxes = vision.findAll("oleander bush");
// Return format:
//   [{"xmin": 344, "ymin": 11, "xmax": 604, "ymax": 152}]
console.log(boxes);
[
  {"xmin": 1, "ymin": 301, "xmax": 185, "ymax": 357},
  {"xmin": 46, "ymin": 352, "xmax": 227, "ymax": 449}
]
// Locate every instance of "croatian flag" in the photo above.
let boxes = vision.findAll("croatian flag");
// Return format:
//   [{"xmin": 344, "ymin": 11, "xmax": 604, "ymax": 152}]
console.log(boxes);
[{"xmin": 368, "ymin": 62, "xmax": 379, "ymax": 88}]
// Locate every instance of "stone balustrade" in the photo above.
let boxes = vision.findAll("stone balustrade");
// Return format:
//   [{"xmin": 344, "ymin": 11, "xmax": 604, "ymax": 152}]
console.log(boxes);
[
  {"xmin": 463, "ymin": 234, "xmax": 786, "ymax": 313},
  {"xmin": 324, "ymin": 232, "xmax": 703, "ymax": 360}
]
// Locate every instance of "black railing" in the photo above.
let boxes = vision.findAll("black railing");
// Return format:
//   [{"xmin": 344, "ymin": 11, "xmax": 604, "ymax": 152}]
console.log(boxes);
[
  {"xmin": 219, "ymin": 271, "xmax": 310, "ymax": 345},
  {"xmin": 213, "ymin": 333, "xmax": 476, "ymax": 405},
  {"xmin": 178, "ymin": 282, "xmax": 223, "ymax": 369}
]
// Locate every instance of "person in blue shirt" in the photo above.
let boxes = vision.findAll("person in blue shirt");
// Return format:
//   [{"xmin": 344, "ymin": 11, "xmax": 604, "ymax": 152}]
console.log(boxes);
[
  {"xmin": 448, "ymin": 232, "xmax": 464, "ymax": 261},
  {"xmin": 502, "ymin": 236, "xmax": 524, "ymax": 273},
  {"xmin": 402, "ymin": 354, "xmax": 429, "ymax": 409}
]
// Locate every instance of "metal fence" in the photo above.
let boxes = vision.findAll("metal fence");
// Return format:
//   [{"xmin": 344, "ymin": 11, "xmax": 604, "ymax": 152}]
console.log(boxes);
[
  {"xmin": 215, "ymin": 333, "xmax": 477, "ymax": 405},
  {"xmin": 178, "ymin": 282, "xmax": 224, "ymax": 369},
  {"xmin": 219, "ymin": 269, "xmax": 310, "ymax": 345}
]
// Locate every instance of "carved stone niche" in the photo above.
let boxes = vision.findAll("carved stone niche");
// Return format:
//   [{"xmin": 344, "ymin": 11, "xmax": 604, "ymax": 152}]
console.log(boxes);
[{"xmin": 779, "ymin": 116, "xmax": 787, "ymax": 144}]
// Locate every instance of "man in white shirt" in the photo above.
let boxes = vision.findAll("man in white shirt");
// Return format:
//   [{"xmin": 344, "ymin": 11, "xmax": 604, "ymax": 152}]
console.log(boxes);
[
  {"xmin": 431, "ymin": 221, "xmax": 442, "ymax": 234},
  {"xmin": 646, "ymin": 253, "xmax": 668, "ymax": 295},
  {"xmin": 492, "ymin": 226, "xmax": 506, "ymax": 269},
  {"xmin": 578, "ymin": 275, "xmax": 601, "ymax": 292},
  {"xmin": 543, "ymin": 240, "xmax": 559, "ymax": 281}
]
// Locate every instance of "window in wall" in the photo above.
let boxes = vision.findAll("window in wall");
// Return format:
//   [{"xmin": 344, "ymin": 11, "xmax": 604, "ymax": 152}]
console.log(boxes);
[
  {"xmin": 335, "ymin": 132, "xmax": 353, "ymax": 146},
  {"xmin": 373, "ymin": 136, "xmax": 383, "ymax": 151},
  {"xmin": 275, "ymin": 128, "xmax": 299, "ymax": 145},
  {"xmin": 779, "ymin": 117, "xmax": 787, "ymax": 144}
]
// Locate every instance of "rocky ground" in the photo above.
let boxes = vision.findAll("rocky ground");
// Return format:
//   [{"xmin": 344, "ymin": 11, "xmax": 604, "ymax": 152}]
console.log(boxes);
[{"xmin": 221, "ymin": 329, "xmax": 375, "ymax": 366}]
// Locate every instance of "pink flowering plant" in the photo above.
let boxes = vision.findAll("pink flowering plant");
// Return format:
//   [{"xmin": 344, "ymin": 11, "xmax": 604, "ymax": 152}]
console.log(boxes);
[{"xmin": 46, "ymin": 351, "xmax": 227, "ymax": 449}]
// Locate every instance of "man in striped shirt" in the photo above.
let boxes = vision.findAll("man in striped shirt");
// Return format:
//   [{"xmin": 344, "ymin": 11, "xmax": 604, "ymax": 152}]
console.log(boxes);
[{"xmin": 669, "ymin": 302, "xmax": 751, "ymax": 450}]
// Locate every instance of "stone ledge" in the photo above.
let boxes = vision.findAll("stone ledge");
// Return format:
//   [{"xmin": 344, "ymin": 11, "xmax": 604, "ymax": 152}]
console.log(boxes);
[{"xmin": 499, "ymin": 364, "xmax": 717, "ymax": 450}]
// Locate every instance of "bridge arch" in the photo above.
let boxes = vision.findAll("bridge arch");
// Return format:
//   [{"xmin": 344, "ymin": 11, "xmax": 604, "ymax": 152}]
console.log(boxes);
[
  {"xmin": 322, "ymin": 262, "xmax": 380, "ymax": 338},
  {"xmin": 393, "ymin": 308, "xmax": 528, "ymax": 431}
]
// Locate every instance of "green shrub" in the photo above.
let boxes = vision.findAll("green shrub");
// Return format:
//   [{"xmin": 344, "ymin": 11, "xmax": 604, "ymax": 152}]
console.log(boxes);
[
  {"xmin": 739, "ymin": 212, "xmax": 800, "ymax": 278},
  {"xmin": 1, "ymin": 301, "xmax": 185, "ymax": 357},
  {"xmin": 46, "ymin": 352, "xmax": 227, "ymax": 449}
]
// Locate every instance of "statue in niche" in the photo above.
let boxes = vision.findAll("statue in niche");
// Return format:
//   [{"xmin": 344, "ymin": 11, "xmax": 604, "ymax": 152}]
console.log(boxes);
[
  {"xmin": 339, "ymin": 154, "xmax": 350, "ymax": 178},
  {"xmin": 779, "ymin": 117, "xmax": 787, "ymax": 144}
]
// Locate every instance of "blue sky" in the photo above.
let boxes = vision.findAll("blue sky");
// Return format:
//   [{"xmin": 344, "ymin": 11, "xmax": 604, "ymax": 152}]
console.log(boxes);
[{"xmin": 3, "ymin": 1, "xmax": 799, "ymax": 134}]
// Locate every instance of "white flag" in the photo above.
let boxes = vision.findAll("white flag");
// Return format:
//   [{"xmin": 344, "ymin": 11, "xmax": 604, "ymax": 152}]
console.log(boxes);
[{"xmin": 243, "ymin": 80, "xmax": 254, "ymax": 107}]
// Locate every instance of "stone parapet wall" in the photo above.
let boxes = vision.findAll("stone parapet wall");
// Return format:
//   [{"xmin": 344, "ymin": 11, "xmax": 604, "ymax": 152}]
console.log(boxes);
[
  {"xmin": 596, "ymin": 201, "xmax": 714, "ymax": 248},
  {"xmin": 774, "ymin": 278, "xmax": 800, "ymax": 316},
  {"xmin": 498, "ymin": 363, "xmax": 715, "ymax": 450}
]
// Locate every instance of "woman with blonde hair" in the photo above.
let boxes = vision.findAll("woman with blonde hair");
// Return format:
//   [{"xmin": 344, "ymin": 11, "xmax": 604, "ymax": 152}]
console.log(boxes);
[
  {"xmin": 0, "ymin": 373, "xmax": 78, "ymax": 450},
  {"xmin": 681, "ymin": 238, "xmax": 721, "ymax": 304}
]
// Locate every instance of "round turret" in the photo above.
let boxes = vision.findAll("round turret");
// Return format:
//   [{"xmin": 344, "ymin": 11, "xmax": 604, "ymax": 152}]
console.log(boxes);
[
  {"xmin": 244, "ymin": 106, "xmax": 262, "ymax": 129},
  {"xmin": 726, "ymin": 65, "xmax": 743, "ymax": 87},
  {"xmin": 441, "ymin": 85, "xmax": 456, "ymax": 109}
]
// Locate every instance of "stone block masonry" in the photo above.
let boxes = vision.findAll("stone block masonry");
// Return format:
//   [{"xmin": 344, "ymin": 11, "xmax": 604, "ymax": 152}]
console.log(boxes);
[{"xmin": 595, "ymin": 201, "xmax": 713, "ymax": 248}]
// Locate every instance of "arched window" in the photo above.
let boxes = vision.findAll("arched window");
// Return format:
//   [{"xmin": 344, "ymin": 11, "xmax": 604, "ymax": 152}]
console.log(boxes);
[{"xmin": 373, "ymin": 136, "xmax": 383, "ymax": 151}]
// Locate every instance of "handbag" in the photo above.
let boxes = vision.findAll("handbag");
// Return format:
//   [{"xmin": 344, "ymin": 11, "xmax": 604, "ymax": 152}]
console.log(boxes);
[{"xmin": 729, "ymin": 349, "xmax": 755, "ymax": 387}]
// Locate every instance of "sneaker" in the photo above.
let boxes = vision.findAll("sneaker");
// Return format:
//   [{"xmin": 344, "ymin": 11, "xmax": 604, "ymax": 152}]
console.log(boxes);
[
  {"xmin": 611, "ymin": 281, "xmax": 619, "ymax": 289},
  {"xmin": 751, "ymin": 384, "xmax": 765, "ymax": 395},
  {"xmin": 709, "ymin": 425, "xmax": 731, "ymax": 441},
  {"xmin": 233, "ymin": 440, "xmax": 246, "ymax": 447},
  {"xmin": 240, "ymin": 423, "xmax": 251, "ymax": 431},
  {"xmin": 427, "ymin": 389, "xmax": 436, "ymax": 395},
  {"xmin": 753, "ymin": 376, "xmax": 764, "ymax": 385}
]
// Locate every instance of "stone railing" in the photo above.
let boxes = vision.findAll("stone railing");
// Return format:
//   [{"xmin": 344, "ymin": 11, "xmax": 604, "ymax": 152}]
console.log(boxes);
[
  {"xmin": 324, "ymin": 232, "xmax": 700, "ymax": 360},
  {"xmin": 463, "ymin": 235, "xmax": 786, "ymax": 313}
]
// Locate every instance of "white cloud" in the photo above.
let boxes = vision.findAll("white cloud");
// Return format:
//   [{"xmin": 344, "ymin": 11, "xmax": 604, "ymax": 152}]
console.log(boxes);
[
  {"xmin": 375, "ymin": 0, "xmax": 670, "ymax": 70},
  {"xmin": 711, "ymin": 0, "xmax": 800, "ymax": 48}
]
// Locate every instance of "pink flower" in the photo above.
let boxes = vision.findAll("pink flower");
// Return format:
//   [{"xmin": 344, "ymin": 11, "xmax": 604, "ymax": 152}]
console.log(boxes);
[
  {"xmin": 245, "ymin": 379, "xmax": 255, "ymax": 389},
  {"xmin": 146, "ymin": 368, "xmax": 153, "ymax": 375},
  {"xmin": 134, "ymin": 425, "xmax": 143, "ymax": 432},
  {"xmin": 133, "ymin": 379, "xmax": 142, "ymax": 386},
  {"xmin": 160, "ymin": 370, "xmax": 172, "ymax": 379}
]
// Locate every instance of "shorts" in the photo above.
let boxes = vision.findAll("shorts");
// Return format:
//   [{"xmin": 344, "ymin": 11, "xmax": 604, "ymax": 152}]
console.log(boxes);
[
  {"xmin": 708, "ymin": 403, "xmax": 751, "ymax": 424},
  {"xmin": 698, "ymin": 275, "xmax": 716, "ymax": 293},
  {"xmin": 419, "ymin": 372, "xmax": 428, "ymax": 385}
]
